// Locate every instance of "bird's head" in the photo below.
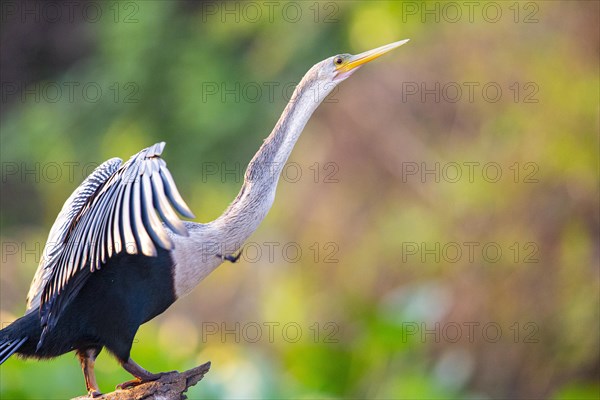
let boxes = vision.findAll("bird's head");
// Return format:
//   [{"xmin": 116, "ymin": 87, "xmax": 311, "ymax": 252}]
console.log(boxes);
[
  {"xmin": 329, "ymin": 39, "xmax": 410, "ymax": 82},
  {"xmin": 297, "ymin": 39, "xmax": 410, "ymax": 105}
]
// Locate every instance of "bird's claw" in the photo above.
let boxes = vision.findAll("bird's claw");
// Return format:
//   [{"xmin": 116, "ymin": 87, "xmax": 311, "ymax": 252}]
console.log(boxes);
[
  {"xmin": 116, "ymin": 378, "xmax": 142, "ymax": 390},
  {"xmin": 88, "ymin": 389, "xmax": 103, "ymax": 398},
  {"xmin": 116, "ymin": 371, "xmax": 176, "ymax": 390}
]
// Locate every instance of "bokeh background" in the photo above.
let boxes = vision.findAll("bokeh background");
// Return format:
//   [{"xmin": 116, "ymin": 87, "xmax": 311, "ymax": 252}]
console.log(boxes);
[{"xmin": 1, "ymin": 1, "xmax": 598, "ymax": 399}]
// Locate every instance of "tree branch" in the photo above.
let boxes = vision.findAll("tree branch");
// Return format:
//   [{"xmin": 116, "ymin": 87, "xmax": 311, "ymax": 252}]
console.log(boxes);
[{"xmin": 72, "ymin": 362, "xmax": 211, "ymax": 400}]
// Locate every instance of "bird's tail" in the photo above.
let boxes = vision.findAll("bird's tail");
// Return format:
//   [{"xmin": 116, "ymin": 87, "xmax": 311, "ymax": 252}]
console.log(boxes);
[
  {"xmin": 0, "ymin": 336, "xmax": 28, "ymax": 364},
  {"xmin": 0, "ymin": 312, "xmax": 39, "ymax": 364}
]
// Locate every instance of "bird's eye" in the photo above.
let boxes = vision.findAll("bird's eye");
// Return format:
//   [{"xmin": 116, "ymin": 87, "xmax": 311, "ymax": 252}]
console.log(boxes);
[{"xmin": 334, "ymin": 56, "xmax": 344, "ymax": 66}]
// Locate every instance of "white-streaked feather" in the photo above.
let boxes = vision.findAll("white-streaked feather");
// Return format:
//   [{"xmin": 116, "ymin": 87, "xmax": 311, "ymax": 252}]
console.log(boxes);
[
  {"xmin": 26, "ymin": 143, "xmax": 194, "ymax": 322},
  {"xmin": 26, "ymin": 158, "xmax": 121, "ymax": 310}
]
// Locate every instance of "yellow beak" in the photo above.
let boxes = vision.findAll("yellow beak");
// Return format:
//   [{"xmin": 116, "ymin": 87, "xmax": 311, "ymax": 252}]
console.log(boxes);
[{"xmin": 338, "ymin": 39, "xmax": 410, "ymax": 73}]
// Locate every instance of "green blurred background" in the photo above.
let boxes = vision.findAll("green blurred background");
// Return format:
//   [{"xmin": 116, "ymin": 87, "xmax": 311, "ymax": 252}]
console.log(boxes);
[{"xmin": 1, "ymin": 1, "xmax": 598, "ymax": 398}]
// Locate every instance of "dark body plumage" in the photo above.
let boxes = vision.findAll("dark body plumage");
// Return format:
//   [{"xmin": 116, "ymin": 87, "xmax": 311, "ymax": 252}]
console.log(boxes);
[
  {"xmin": 2, "ymin": 249, "xmax": 175, "ymax": 362},
  {"xmin": 0, "ymin": 143, "xmax": 197, "ymax": 395}
]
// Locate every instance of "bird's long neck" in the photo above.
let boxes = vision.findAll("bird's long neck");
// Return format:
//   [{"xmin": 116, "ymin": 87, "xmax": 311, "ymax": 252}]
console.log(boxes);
[
  {"xmin": 171, "ymin": 75, "xmax": 328, "ymax": 299},
  {"xmin": 211, "ymin": 78, "xmax": 322, "ymax": 251}
]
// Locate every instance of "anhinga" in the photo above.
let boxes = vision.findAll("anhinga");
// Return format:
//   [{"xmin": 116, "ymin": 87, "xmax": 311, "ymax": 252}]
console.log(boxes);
[{"xmin": 0, "ymin": 39, "xmax": 409, "ymax": 396}]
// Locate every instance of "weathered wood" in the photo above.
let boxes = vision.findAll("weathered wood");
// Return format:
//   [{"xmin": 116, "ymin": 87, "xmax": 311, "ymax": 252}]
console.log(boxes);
[{"xmin": 71, "ymin": 362, "xmax": 211, "ymax": 400}]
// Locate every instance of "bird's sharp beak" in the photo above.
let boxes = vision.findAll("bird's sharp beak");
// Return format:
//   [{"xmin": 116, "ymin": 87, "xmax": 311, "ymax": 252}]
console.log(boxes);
[{"xmin": 337, "ymin": 39, "xmax": 410, "ymax": 74}]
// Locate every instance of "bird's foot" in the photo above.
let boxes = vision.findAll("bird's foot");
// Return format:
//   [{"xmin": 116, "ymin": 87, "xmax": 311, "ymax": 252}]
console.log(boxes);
[
  {"xmin": 216, "ymin": 249, "xmax": 243, "ymax": 263},
  {"xmin": 116, "ymin": 371, "xmax": 177, "ymax": 390},
  {"xmin": 88, "ymin": 389, "xmax": 102, "ymax": 398},
  {"xmin": 116, "ymin": 378, "xmax": 143, "ymax": 390}
]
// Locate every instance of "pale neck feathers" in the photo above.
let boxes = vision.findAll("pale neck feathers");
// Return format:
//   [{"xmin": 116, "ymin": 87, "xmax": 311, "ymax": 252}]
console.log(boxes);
[{"xmin": 171, "ymin": 72, "xmax": 330, "ymax": 298}]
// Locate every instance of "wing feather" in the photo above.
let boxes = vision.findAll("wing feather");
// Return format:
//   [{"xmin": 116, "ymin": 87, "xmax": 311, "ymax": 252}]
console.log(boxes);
[
  {"xmin": 98, "ymin": 185, "xmax": 120, "ymax": 264},
  {"xmin": 141, "ymin": 173, "xmax": 173, "ymax": 250},
  {"xmin": 120, "ymin": 182, "xmax": 138, "ymax": 255},
  {"xmin": 151, "ymin": 173, "xmax": 188, "ymax": 236},
  {"xmin": 112, "ymin": 180, "xmax": 126, "ymax": 255},
  {"xmin": 89, "ymin": 181, "xmax": 117, "ymax": 267},
  {"xmin": 131, "ymin": 177, "xmax": 157, "ymax": 257},
  {"xmin": 160, "ymin": 166, "xmax": 195, "ymax": 219},
  {"xmin": 82, "ymin": 192, "xmax": 106, "ymax": 270},
  {"xmin": 26, "ymin": 158, "xmax": 122, "ymax": 309},
  {"xmin": 25, "ymin": 143, "xmax": 194, "ymax": 347}
]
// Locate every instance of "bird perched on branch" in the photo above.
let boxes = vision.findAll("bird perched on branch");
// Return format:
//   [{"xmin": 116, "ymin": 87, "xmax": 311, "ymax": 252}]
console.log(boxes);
[{"xmin": 0, "ymin": 39, "xmax": 409, "ymax": 397}]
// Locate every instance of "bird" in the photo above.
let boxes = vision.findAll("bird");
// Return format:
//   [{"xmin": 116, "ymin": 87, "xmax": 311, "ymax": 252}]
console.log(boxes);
[{"xmin": 0, "ymin": 39, "xmax": 409, "ymax": 397}]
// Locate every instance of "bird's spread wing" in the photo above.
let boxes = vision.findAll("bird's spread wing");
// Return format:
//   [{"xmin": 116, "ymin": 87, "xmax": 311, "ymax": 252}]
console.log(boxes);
[
  {"xmin": 25, "ymin": 142, "xmax": 194, "ymax": 341},
  {"xmin": 25, "ymin": 157, "xmax": 122, "ymax": 311}
]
